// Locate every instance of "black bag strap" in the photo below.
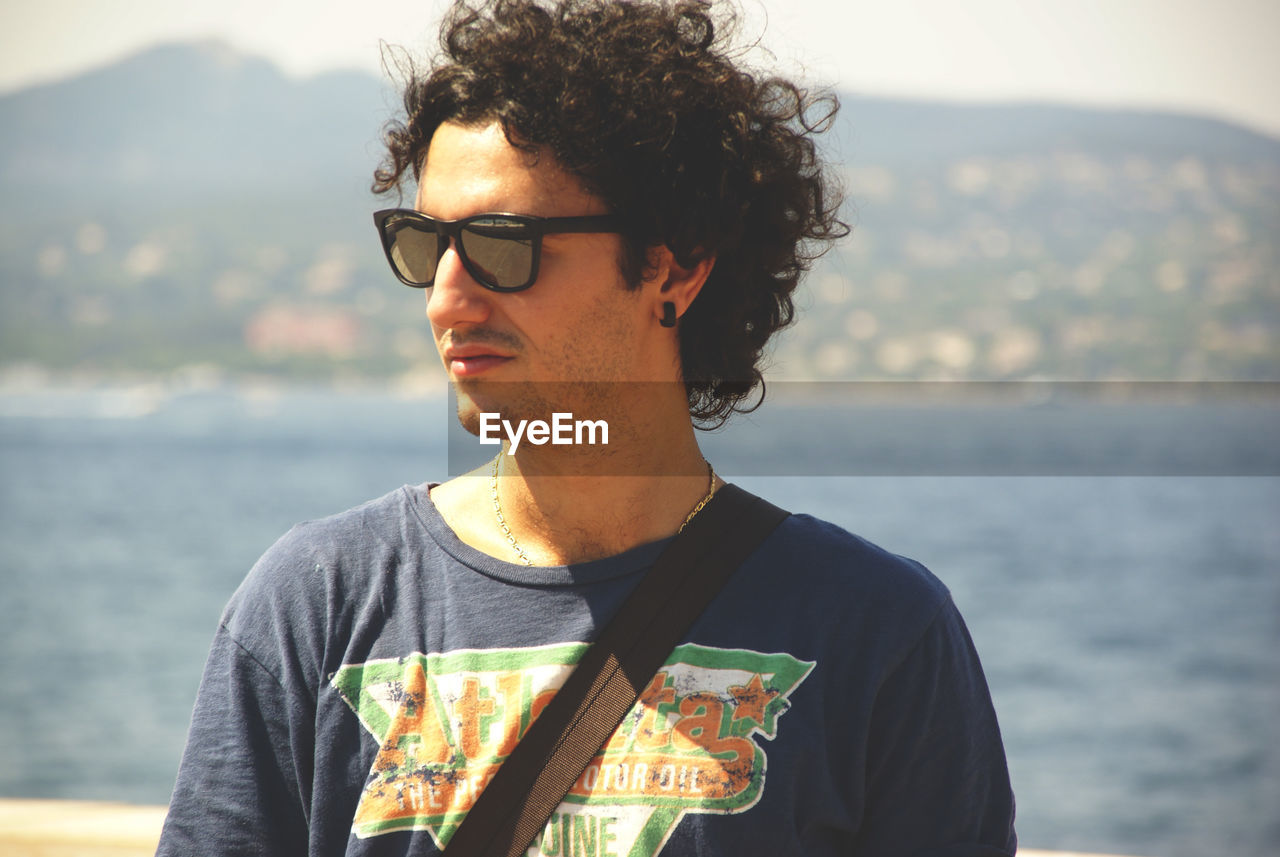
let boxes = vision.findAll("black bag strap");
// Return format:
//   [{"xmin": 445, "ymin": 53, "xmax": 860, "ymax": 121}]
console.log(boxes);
[{"xmin": 443, "ymin": 483, "xmax": 789, "ymax": 857}]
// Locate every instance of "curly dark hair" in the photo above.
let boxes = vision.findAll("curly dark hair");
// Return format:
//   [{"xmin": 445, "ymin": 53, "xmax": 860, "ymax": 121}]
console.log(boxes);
[{"xmin": 374, "ymin": 0, "xmax": 847, "ymax": 427}]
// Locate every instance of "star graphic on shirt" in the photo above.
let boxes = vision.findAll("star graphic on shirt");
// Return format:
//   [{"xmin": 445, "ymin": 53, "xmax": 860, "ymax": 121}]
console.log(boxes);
[
  {"xmin": 727, "ymin": 674, "xmax": 778, "ymax": 726},
  {"xmin": 332, "ymin": 645, "xmax": 814, "ymax": 854}
]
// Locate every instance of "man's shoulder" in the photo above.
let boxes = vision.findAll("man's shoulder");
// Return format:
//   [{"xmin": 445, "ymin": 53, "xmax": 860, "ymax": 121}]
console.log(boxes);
[
  {"xmin": 765, "ymin": 510, "xmax": 945, "ymax": 586},
  {"xmin": 228, "ymin": 485, "xmax": 431, "ymax": 611},
  {"xmin": 747, "ymin": 508, "xmax": 953, "ymax": 624},
  {"xmin": 265, "ymin": 483, "xmax": 427, "ymax": 559}
]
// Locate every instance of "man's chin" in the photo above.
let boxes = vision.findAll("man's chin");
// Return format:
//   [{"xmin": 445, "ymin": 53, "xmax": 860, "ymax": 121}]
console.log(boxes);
[
  {"xmin": 450, "ymin": 379, "xmax": 640, "ymax": 437},
  {"xmin": 451, "ymin": 384, "xmax": 529, "ymax": 436},
  {"xmin": 452, "ymin": 392, "xmax": 487, "ymax": 437},
  {"xmin": 455, "ymin": 401, "xmax": 483, "ymax": 437}
]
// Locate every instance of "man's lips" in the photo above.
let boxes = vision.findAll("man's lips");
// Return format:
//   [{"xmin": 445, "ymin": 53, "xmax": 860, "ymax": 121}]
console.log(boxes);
[
  {"xmin": 443, "ymin": 345, "xmax": 514, "ymax": 377},
  {"xmin": 449, "ymin": 354, "xmax": 513, "ymax": 376}
]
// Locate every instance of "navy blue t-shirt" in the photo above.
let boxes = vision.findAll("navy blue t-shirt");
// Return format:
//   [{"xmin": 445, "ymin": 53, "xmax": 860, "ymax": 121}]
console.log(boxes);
[{"xmin": 158, "ymin": 484, "xmax": 1016, "ymax": 856}]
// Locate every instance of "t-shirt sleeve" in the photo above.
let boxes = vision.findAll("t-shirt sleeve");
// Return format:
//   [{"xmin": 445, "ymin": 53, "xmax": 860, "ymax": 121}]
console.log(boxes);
[
  {"xmin": 155, "ymin": 622, "xmax": 313, "ymax": 856},
  {"xmin": 854, "ymin": 597, "xmax": 1017, "ymax": 857},
  {"xmin": 156, "ymin": 527, "xmax": 329, "ymax": 856}
]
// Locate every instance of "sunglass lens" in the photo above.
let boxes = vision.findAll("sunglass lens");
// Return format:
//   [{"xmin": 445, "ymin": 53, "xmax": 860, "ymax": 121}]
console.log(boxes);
[
  {"xmin": 461, "ymin": 218, "xmax": 534, "ymax": 289},
  {"xmin": 387, "ymin": 219, "xmax": 444, "ymax": 286}
]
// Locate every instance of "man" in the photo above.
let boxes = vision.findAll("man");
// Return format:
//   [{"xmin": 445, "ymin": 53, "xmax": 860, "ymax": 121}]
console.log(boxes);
[{"xmin": 159, "ymin": 1, "xmax": 1016, "ymax": 854}]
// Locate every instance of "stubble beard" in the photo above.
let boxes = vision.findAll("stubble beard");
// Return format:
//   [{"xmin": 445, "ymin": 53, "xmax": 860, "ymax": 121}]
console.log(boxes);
[
  {"xmin": 453, "ymin": 378, "xmax": 623, "ymax": 437},
  {"xmin": 453, "ymin": 379, "xmax": 555, "ymax": 436}
]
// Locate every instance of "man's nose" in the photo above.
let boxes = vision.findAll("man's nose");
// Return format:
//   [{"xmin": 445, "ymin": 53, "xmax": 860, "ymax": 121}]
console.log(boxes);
[{"xmin": 426, "ymin": 241, "xmax": 492, "ymax": 329}]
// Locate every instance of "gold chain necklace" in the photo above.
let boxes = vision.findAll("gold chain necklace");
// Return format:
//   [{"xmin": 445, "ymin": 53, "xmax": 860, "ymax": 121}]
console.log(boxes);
[
  {"xmin": 490, "ymin": 457, "xmax": 717, "ymax": 566},
  {"xmin": 490, "ymin": 454, "xmax": 532, "ymax": 566},
  {"xmin": 679, "ymin": 460, "xmax": 717, "ymax": 532}
]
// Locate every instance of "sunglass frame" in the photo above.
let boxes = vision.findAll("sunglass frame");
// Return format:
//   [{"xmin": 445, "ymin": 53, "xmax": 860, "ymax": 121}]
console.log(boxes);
[{"xmin": 373, "ymin": 209, "xmax": 624, "ymax": 292}]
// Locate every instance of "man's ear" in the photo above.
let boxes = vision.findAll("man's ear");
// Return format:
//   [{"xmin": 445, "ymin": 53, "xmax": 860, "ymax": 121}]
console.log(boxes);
[{"xmin": 643, "ymin": 246, "xmax": 716, "ymax": 327}]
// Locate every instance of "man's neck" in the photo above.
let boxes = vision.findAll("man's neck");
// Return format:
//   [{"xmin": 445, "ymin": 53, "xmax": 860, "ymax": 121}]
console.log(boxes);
[{"xmin": 431, "ymin": 396, "xmax": 717, "ymax": 566}]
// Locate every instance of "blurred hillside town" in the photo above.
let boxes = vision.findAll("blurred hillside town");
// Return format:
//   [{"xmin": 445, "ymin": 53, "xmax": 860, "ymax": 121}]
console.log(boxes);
[{"xmin": 1, "ymin": 41, "xmax": 1276, "ymax": 392}]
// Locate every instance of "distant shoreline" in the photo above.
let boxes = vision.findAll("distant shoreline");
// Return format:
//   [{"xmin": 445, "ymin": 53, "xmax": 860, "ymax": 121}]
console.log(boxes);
[{"xmin": 4, "ymin": 364, "xmax": 1277, "ymax": 405}]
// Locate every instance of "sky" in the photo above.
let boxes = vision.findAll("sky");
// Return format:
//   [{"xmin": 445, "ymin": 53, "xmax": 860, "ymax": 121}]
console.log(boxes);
[{"xmin": 2, "ymin": 0, "xmax": 1279, "ymax": 137}]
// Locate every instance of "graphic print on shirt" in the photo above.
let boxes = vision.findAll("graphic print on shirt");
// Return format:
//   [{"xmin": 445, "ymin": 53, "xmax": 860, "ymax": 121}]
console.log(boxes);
[{"xmin": 331, "ymin": 643, "xmax": 814, "ymax": 856}]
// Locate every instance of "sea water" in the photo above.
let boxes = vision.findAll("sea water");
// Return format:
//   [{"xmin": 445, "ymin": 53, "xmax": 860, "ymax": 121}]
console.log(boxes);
[{"xmin": 0, "ymin": 386, "xmax": 1276, "ymax": 856}]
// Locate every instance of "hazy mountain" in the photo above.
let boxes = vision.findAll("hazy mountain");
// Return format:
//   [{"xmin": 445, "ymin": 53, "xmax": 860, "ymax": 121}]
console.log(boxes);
[
  {"xmin": 3, "ymin": 40, "xmax": 1276, "ymax": 210},
  {"xmin": 832, "ymin": 96, "xmax": 1279, "ymax": 166},
  {"xmin": 1, "ymin": 41, "xmax": 1276, "ymax": 383},
  {"xmin": 0, "ymin": 40, "xmax": 392, "ymax": 211}
]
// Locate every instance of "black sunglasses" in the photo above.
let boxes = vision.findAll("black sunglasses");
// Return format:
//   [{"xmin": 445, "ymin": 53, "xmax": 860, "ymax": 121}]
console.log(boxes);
[{"xmin": 373, "ymin": 209, "xmax": 624, "ymax": 292}]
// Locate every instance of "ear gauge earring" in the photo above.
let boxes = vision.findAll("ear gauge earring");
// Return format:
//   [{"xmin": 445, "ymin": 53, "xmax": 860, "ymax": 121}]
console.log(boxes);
[{"xmin": 660, "ymin": 302, "xmax": 677, "ymax": 328}]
